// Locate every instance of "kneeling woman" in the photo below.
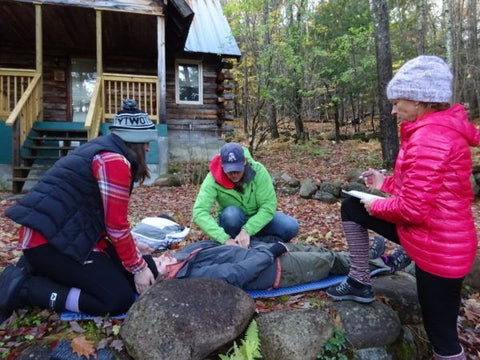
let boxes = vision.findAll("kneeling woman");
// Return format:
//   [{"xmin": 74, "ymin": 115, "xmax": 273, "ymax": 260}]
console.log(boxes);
[{"xmin": 0, "ymin": 99, "xmax": 159, "ymax": 323}]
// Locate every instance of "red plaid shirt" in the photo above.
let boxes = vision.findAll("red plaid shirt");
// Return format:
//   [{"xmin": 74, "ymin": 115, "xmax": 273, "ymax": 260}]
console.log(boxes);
[{"xmin": 19, "ymin": 152, "xmax": 147, "ymax": 274}]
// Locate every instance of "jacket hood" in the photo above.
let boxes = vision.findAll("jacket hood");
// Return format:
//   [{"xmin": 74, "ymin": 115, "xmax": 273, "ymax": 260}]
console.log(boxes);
[
  {"xmin": 209, "ymin": 146, "xmax": 255, "ymax": 188},
  {"xmin": 402, "ymin": 104, "xmax": 480, "ymax": 147}
]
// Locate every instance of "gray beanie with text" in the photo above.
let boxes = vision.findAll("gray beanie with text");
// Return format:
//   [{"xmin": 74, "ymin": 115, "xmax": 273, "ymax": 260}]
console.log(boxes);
[
  {"xmin": 387, "ymin": 55, "xmax": 453, "ymax": 103},
  {"xmin": 110, "ymin": 99, "xmax": 157, "ymax": 143}
]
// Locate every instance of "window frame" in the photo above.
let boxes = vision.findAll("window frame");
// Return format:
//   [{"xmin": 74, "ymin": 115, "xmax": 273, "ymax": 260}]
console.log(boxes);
[{"xmin": 175, "ymin": 59, "xmax": 203, "ymax": 105}]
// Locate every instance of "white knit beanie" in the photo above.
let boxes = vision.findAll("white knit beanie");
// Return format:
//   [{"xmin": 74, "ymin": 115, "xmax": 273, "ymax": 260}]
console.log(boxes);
[
  {"xmin": 110, "ymin": 99, "xmax": 158, "ymax": 143},
  {"xmin": 387, "ymin": 55, "xmax": 453, "ymax": 103}
]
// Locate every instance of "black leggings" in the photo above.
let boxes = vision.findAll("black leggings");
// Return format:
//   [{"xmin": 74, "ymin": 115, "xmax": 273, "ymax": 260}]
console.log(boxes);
[
  {"xmin": 341, "ymin": 197, "xmax": 463, "ymax": 356},
  {"xmin": 24, "ymin": 244, "xmax": 157, "ymax": 316},
  {"xmin": 341, "ymin": 196, "xmax": 399, "ymax": 244}
]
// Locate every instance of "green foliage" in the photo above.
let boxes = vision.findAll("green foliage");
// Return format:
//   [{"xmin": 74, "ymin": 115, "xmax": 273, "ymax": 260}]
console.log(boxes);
[
  {"xmin": 317, "ymin": 327, "xmax": 349, "ymax": 360},
  {"xmin": 10, "ymin": 312, "xmax": 43, "ymax": 329},
  {"xmin": 218, "ymin": 320, "xmax": 262, "ymax": 360}
]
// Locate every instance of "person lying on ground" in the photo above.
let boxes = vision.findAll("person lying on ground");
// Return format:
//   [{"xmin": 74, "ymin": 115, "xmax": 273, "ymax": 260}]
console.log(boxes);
[
  {"xmin": 152, "ymin": 236, "xmax": 407, "ymax": 290},
  {"xmin": 192, "ymin": 143, "xmax": 299, "ymax": 248}
]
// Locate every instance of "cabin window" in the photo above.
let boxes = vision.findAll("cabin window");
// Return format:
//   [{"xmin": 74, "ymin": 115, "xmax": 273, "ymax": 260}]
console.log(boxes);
[{"xmin": 175, "ymin": 60, "xmax": 203, "ymax": 104}]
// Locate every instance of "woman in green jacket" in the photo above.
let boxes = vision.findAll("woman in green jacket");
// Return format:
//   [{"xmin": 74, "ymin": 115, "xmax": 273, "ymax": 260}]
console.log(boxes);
[{"xmin": 193, "ymin": 143, "xmax": 299, "ymax": 248}]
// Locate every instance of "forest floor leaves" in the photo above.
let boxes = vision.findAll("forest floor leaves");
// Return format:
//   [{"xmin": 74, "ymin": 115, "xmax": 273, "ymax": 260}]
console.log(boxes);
[{"xmin": 0, "ymin": 132, "xmax": 479, "ymax": 359}]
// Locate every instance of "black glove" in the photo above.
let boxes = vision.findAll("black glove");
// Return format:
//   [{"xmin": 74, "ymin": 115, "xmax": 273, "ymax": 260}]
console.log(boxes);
[{"xmin": 269, "ymin": 242, "xmax": 288, "ymax": 257}]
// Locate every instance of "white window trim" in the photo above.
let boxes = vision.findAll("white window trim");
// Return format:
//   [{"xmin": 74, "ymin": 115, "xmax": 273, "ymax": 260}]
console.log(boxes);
[{"xmin": 175, "ymin": 59, "xmax": 203, "ymax": 105}]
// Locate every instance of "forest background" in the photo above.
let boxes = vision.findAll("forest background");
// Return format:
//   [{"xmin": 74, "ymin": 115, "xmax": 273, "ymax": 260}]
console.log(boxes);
[{"xmin": 221, "ymin": 0, "xmax": 480, "ymax": 167}]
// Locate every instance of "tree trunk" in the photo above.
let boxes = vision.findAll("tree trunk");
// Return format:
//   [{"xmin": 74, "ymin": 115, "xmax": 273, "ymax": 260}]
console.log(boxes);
[
  {"xmin": 466, "ymin": 0, "xmax": 479, "ymax": 118},
  {"xmin": 416, "ymin": 0, "xmax": 427, "ymax": 54},
  {"xmin": 370, "ymin": 0, "xmax": 399, "ymax": 168},
  {"xmin": 243, "ymin": 56, "xmax": 249, "ymax": 133}
]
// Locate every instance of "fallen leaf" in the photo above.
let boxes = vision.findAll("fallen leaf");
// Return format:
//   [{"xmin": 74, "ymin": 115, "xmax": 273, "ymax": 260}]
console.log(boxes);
[{"xmin": 71, "ymin": 336, "xmax": 97, "ymax": 359}]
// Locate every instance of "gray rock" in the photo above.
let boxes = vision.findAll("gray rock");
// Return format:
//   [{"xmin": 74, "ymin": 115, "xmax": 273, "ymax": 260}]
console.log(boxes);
[
  {"xmin": 312, "ymin": 190, "xmax": 337, "ymax": 204},
  {"xmin": 346, "ymin": 168, "xmax": 363, "ymax": 183},
  {"xmin": 373, "ymin": 273, "xmax": 422, "ymax": 325},
  {"xmin": 354, "ymin": 347, "xmax": 392, "ymax": 360},
  {"xmin": 257, "ymin": 309, "xmax": 334, "ymax": 360},
  {"xmin": 299, "ymin": 178, "xmax": 318, "ymax": 198},
  {"xmin": 120, "ymin": 278, "xmax": 256, "ymax": 360},
  {"xmin": 465, "ymin": 255, "xmax": 480, "ymax": 291},
  {"xmin": 333, "ymin": 301, "xmax": 401, "ymax": 349},
  {"xmin": 318, "ymin": 181, "xmax": 342, "ymax": 197},
  {"xmin": 342, "ymin": 181, "xmax": 368, "ymax": 193},
  {"xmin": 153, "ymin": 173, "xmax": 182, "ymax": 187},
  {"xmin": 471, "ymin": 174, "xmax": 479, "ymax": 195}
]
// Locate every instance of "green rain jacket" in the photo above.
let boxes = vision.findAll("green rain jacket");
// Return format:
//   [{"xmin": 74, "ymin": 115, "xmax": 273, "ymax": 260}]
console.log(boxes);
[{"xmin": 192, "ymin": 147, "xmax": 277, "ymax": 243}]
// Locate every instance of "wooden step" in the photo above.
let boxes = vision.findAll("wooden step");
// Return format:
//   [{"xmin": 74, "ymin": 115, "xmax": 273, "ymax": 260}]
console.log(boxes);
[
  {"xmin": 30, "ymin": 136, "xmax": 88, "ymax": 142},
  {"xmin": 13, "ymin": 165, "xmax": 50, "ymax": 171},
  {"xmin": 27, "ymin": 145, "xmax": 77, "ymax": 151},
  {"xmin": 21, "ymin": 155, "xmax": 61, "ymax": 160},
  {"xmin": 10, "ymin": 176, "xmax": 42, "ymax": 182}
]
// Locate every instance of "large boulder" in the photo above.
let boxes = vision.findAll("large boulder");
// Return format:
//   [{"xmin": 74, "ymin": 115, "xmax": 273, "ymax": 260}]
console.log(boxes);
[
  {"xmin": 257, "ymin": 309, "xmax": 334, "ymax": 360},
  {"xmin": 333, "ymin": 301, "xmax": 401, "ymax": 349},
  {"xmin": 373, "ymin": 272, "xmax": 422, "ymax": 325},
  {"xmin": 120, "ymin": 278, "xmax": 256, "ymax": 360}
]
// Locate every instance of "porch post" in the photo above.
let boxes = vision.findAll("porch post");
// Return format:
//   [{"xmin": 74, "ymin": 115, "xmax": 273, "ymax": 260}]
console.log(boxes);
[
  {"xmin": 96, "ymin": 10, "xmax": 103, "ymax": 76},
  {"xmin": 35, "ymin": 3, "xmax": 43, "ymax": 119},
  {"xmin": 157, "ymin": 16, "xmax": 166, "ymax": 124}
]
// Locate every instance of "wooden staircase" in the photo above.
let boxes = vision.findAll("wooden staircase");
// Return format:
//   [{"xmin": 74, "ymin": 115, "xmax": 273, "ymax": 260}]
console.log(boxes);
[{"xmin": 12, "ymin": 121, "xmax": 88, "ymax": 193}]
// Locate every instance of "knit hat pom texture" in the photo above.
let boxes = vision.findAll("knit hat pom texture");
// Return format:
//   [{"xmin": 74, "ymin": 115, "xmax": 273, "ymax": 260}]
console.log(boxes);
[{"xmin": 110, "ymin": 99, "xmax": 157, "ymax": 143}]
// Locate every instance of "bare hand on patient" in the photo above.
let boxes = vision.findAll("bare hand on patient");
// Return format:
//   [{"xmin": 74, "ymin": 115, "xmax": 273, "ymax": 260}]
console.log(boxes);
[{"xmin": 134, "ymin": 267, "xmax": 155, "ymax": 294}]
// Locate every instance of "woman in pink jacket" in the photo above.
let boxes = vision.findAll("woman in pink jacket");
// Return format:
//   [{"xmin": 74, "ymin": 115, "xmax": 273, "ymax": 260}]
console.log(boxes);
[{"xmin": 327, "ymin": 55, "xmax": 480, "ymax": 360}]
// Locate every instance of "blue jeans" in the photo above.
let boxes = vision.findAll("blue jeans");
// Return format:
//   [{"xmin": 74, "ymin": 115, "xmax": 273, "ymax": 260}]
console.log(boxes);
[{"xmin": 218, "ymin": 206, "xmax": 299, "ymax": 242}]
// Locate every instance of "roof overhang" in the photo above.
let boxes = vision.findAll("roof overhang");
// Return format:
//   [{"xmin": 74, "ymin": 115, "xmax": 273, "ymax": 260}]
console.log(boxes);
[{"xmin": 7, "ymin": 0, "xmax": 165, "ymax": 16}]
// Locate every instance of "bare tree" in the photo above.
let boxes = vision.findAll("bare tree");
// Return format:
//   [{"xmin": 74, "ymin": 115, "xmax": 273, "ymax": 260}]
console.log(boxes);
[
  {"xmin": 416, "ymin": 0, "xmax": 428, "ymax": 54},
  {"xmin": 466, "ymin": 0, "xmax": 480, "ymax": 118},
  {"xmin": 370, "ymin": 0, "xmax": 399, "ymax": 168}
]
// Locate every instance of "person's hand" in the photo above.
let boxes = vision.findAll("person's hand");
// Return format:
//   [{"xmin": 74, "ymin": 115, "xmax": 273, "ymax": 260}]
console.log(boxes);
[
  {"xmin": 134, "ymin": 267, "xmax": 155, "ymax": 294},
  {"xmin": 136, "ymin": 240, "xmax": 154, "ymax": 255},
  {"xmin": 361, "ymin": 168, "xmax": 385, "ymax": 190},
  {"xmin": 225, "ymin": 238, "xmax": 241, "ymax": 247},
  {"xmin": 360, "ymin": 198, "xmax": 376, "ymax": 215},
  {"xmin": 234, "ymin": 229, "xmax": 250, "ymax": 248}
]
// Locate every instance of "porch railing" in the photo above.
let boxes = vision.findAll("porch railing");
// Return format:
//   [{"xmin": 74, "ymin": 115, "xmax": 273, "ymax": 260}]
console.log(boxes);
[
  {"xmin": 103, "ymin": 73, "xmax": 159, "ymax": 122},
  {"xmin": 85, "ymin": 73, "xmax": 159, "ymax": 140},
  {"xmin": 0, "ymin": 68, "xmax": 38, "ymax": 119},
  {"xmin": 85, "ymin": 77, "xmax": 104, "ymax": 140},
  {"xmin": 5, "ymin": 73, "xmax": 42, "ymax": 167}
]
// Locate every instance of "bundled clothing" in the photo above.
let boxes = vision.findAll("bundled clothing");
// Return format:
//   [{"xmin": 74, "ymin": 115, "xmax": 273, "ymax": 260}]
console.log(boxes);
[
  {"xmin": 371, "ymin": 104, "xmax": 479, "ymax": 278},
  {"xmin": 165, "ymin": 240, "xmax": 387, "ymax": 290}
]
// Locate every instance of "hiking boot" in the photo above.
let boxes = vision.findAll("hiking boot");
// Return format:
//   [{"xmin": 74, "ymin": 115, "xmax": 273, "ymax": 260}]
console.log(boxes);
[
  {"xmin": 369, "ymin": 236, "xmax": 386, "ymax": 259},
  {"xmin": 326, "ymin": 278, "xmax": 375, "ymax": 303},
  {"xmin": 0, "ymin": 265, "xmax": 27, "ymax": 324},
  {"xmin": 384, "ymin": 247, "xmax": 412, "ymax": 274}
]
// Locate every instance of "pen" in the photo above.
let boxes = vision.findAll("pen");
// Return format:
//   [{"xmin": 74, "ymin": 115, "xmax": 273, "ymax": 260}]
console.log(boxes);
[{"xmin": 359, "ymin": 169, "xmax": 387, "ymax": 179}]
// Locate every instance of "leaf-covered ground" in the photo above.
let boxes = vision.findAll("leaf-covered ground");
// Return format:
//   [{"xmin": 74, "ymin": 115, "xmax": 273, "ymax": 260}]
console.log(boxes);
[{"xmin": 0, "ymin": 134, "xmax": 479, "ymax": 359}]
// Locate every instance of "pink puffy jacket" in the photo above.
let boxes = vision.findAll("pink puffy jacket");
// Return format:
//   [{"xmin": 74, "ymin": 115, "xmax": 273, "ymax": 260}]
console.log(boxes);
[{"xmin": 371, "ymin": 104, "xmax": 480, "ymax": 278}]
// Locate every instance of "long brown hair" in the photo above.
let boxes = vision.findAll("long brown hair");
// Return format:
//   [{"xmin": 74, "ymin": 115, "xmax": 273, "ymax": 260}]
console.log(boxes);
[{"xmin": 125, "ymin": 142, "xmax": 150, "ymax": 184}]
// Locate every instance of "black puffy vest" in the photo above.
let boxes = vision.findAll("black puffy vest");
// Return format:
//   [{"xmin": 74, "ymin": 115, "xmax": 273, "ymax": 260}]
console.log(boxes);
[{"xmin": 5, "ymin": 134, "xmax": 137, "ymax": 264}]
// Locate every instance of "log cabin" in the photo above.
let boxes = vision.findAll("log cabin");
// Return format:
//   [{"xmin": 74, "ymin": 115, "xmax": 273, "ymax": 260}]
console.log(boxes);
[{"xmin": 0, "ymin": 0, "xmax": 241, "ymax": 193}]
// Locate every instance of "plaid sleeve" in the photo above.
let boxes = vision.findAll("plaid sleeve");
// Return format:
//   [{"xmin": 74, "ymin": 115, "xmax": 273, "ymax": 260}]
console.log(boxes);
[{"xmin": 92, "ymin": 152, "xmax": 147, "ymax": 274}]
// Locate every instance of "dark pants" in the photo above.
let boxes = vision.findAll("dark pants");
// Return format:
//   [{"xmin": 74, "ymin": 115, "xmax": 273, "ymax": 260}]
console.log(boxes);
[
  {"xmin": 24, "ymin": 244, "xmax": 157, "ymax": 316},
  {"xmin": 341, "ymin": 197, "xmax": 463, "ymax": 356},
  {"xmin": 341, "ymin": 197, "xmax": 399, "ymax": 244}
]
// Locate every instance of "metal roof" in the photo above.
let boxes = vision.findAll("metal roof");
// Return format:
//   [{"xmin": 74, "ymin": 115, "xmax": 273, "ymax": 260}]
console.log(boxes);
[{"xmin": 184, "ymin": 0, "xmax": 241, "ymax": 57}]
